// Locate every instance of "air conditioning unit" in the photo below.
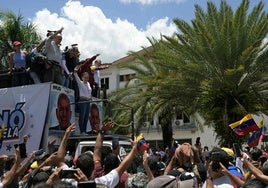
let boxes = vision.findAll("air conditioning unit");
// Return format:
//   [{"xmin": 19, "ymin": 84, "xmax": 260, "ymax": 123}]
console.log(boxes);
[{"xmin": 173, "ymin": 119, "xmax": 184, "ymax": 127}]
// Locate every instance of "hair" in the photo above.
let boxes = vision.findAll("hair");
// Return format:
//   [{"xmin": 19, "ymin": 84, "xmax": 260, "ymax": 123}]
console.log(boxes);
[
  {"xmin": 82, "ymin": 72, "xmax": 89, "ymax": 77},
  {"xmin": 195, "ymin": 137, "xmax": 201, "ymax": 145},
  {"xmin": 57, "ymin": 93, "xmax": 70, "ymax": 106},
  {"xmin": 27, "ymin": 168, "xmax": 53, "ymax": 187},
  {"xmin": 250, "ymin": 147, "xmax": 262, "ymax": 161},
  {"xmin": 209, "ymin": 147, "xmax": 230, "ymax": 171},
  {"xmin": 147, "ymin": 156, "xmax": 158, "ymax": 172},
  {"xmin": 103, "ymin": 153, "xmax": 120, "ymax": 174},
  {"xmin": 240, "ymin": 178, "xmax": 266, "ymax": 188},
  {"xmin": 76, "ymin": 152, "xmax": 94, "ymax": 178}
]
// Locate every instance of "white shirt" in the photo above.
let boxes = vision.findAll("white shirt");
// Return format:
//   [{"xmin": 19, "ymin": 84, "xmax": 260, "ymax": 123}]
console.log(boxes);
[
  {"xmin": 95, "ymin": 169, "xmax": 119, "ymax": 188},
  {"xmin": 74, "ymin": 72, "xmax": 92, "ymax": 99},
  {"xmin": 44, "ymin": 37, "xmax": 62, "ymax": 63}
]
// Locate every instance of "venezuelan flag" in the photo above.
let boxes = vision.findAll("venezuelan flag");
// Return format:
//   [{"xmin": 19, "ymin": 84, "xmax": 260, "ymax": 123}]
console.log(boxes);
[
  {"xmin": 247, "ymin": 126, "xmax": 266, "ymax": 148},
  {"xmin": 229, "ymin": 114, "xmax": 263, "ymax": 136},
  {"xmin": 137, "ymin": 134, "xmax": 148, "ymax": 152}
]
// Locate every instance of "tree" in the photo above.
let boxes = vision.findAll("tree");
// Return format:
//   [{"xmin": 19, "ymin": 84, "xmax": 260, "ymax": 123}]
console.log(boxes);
[
  {"xmin": 111, "ymin": 0, "xmax": 268, "ymax": 147},
  {"xmin": 0, "ymin": 11, "xmax": 41, "ymax": 70}
]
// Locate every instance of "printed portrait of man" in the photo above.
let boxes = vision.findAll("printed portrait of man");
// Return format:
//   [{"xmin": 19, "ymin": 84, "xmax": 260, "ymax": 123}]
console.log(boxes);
[{"xmin": 49, "ymin": 93, "xmax": 72, "ymax": 131}]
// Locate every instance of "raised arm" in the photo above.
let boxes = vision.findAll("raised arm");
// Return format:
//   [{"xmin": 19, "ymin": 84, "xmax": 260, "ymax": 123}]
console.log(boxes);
[
  {"xmin": 2, "ymin": 148, "xmax": 21, "ymax": 186},
  {"xmin": 93, "ymin": 121, "xmax": 114, "ymax": 162},
  {"xmin": 15, "ymin": 151, "xmax": 35, "ymax": 177},
  {"xmin": 164, "ymin": 155, "xmax": 177, "ymax": 174},
  {"xmin": 57, "ymin": 123, "xmax": 76, "ymax": 166},
  {"xmin": 80, "ymin": 54, "xmax": 100, "ymax": 70},
  {"xmin": 143, "ymin": 150, "xmax": 154, "ymax": 181},
  {"xmin": 242, "ymin": 156, "xmax": 268, "ymax": 184},
  {"xmin": 115, "ymin": 138, "xmax": 139, "ymax": 177}
]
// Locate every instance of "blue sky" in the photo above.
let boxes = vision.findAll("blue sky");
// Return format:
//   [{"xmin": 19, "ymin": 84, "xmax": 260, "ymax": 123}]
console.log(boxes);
[{"xmin": 0, "ymin": 0, "xmax": 266, "ymax": 62}]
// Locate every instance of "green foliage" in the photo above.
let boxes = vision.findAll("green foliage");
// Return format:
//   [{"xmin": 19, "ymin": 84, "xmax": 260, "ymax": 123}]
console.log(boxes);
[
  {"xmin": 0, "ymin": 11, "xmax": 41, "ymax": 70},
  {"xmin": 111, "ymin": 0, "xmax": 268, "ymax": 147}
]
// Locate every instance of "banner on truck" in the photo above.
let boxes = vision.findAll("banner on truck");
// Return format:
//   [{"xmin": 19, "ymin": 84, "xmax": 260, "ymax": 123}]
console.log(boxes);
[{"xmin": 0, "ymin": 83, "xmax": 50, "ymax": 155}]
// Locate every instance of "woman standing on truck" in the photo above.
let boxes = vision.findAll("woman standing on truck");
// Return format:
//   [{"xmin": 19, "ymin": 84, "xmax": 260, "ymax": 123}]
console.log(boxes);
[
  {"xmin": 74, "ymin": 65, "xmax": 92, "ymax": 135},
  {"xmin": 9, "ymin": 41, "xmax": 29, "ymax": 86}
]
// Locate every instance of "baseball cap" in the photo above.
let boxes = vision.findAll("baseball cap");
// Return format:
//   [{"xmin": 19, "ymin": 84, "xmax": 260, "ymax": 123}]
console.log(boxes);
[{"xmin": 13, "ymin": 41, "xmax": 21, "ymax": 46}]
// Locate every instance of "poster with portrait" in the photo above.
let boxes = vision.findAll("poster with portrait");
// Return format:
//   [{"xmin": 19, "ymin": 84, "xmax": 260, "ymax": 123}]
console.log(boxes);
[
  {"xmin": 45, "ymin": 84, "xmax": 75, "ymax": 136},
  {"xmin": 87, "ymin": 98, "xmax": 103, "ymax": 133}
]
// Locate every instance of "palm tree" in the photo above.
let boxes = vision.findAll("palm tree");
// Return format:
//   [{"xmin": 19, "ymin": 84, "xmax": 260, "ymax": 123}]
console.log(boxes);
[
  {"xmin": 111, "ymin": 0, "xmax": 268, "ymax": 147},
  {"xmin": 109, "ymin": 40, "xmax": 180, "ymax": 148},
  {"xmin": 0, "ymin": 11, "xmax": 41, "ymax": 70}
]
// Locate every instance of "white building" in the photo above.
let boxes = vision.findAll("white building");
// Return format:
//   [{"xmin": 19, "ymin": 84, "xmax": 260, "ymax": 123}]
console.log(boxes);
[{"xmin": 99, "ymin": 48, "xmax": 219, "ymax": 149}]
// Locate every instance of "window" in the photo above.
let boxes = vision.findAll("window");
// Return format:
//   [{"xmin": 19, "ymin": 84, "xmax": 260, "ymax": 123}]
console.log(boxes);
[
  {"xmin": 119, "ymin": 74, "xmax": 136, "ymax": 82},
  {"xmin": 101, "ymin": 77, "xmax": 109, "ymax": 89},
  {"xmin": 176, "ymin": 112, "xmax": 190, "ymax": 123}
]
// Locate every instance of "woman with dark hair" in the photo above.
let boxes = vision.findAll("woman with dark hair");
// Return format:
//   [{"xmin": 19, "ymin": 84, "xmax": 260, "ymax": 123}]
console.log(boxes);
[{"xmin": 74, "ymin": 66, "xmax": 92, "ymax": 135}]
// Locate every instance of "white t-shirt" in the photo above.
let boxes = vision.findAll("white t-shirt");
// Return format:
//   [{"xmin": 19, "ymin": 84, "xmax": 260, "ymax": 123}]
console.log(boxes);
[
  {"xmin": 61, "ymin": 167, "xmax": 119, "ymax": 188},
  {"xmin": 95, "ymin": 169, "xmax": 119, "ymax": 188}
]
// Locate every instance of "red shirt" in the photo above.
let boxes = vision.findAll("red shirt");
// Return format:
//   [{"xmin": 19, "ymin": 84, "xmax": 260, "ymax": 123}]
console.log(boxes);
[{"xmin": 78, "ymin": 55, "xmax": 98, "ymax": 87}]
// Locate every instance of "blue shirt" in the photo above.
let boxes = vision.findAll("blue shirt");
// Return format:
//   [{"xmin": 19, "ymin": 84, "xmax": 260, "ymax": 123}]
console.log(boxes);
[{"xmin": 13, "ymin": 51, "xmax": 26, "ymax": 68}]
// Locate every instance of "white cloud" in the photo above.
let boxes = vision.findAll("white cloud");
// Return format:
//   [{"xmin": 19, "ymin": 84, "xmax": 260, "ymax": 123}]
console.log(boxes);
[
  {"xmin": 32, "ymin": 1, "xmax": 176, "ymax": 63},
  {"xmin": 119, "ymin": 0, "xmax": 186, "ymax": 5}
]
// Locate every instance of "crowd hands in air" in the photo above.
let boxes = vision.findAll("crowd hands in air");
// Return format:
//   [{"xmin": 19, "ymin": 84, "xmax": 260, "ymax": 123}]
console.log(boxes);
[
  {"xmin": 8, "ymin": 27, "xmax": 108, "ymax": 98},
  {"xmin": 1, "ymin": 127, "xmax": 268, "ymax": 188},
  {"xmin": 6, "ymin": 27, "xmax": 268, "ymax": 187}
]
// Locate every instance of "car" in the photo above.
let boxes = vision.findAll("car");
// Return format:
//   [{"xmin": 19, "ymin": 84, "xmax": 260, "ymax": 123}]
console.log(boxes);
[{"xmin": 72, "ymin": 135, "xmax": 132, "ymax": 162}]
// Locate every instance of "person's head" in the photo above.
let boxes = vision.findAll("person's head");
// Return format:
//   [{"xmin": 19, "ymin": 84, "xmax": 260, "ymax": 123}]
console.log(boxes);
[
  {"xmin": 76, "ymin": 152, "xmax": 94, "ymax": 179},
  {"xmin": 56, "ymin": 93, "xmax": 71, "ymax": 130},
  {"xmin": 13, "ymin": 41, "xmax": 21, "ymax": 51},
  {"xmin": 103, "ymin": 153, "xmax": 120, "ymax": 174},
  {"xmin": 209, "ymin": 147, "xmax": 230, "ymax": 172},
  {"xmin": 54, "ymin": 34, "xmax": 62, "ymax": 45},
  {"xmin": 81, "ymin": 72, "xmax": 89, "ymax": 83},
  {"xmin": 95, "ymin": 60, "xmax": 102, "ymax": 66},
  {"xmin": 174, "ymin": 143, "xmax": 199, "ymax": 171},
  {"xmin": 69, "ymin": 46, "xmax": 80, "ymax": 58},
  {"xmin": 89, "ymin": 104, "xmax": 100, "ymax": 131},
  {"xmin": 250, "ymin": 147, "xmax": 262, "ymax": 161}
]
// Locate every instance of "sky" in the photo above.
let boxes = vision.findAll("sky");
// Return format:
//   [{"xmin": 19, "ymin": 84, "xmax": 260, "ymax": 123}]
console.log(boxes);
[{"xmin": 0, "ymin": 0, "xmax": 266, "ymax": 63}]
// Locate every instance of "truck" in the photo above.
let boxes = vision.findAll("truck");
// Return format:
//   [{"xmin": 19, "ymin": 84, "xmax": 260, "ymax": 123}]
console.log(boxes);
[{"xmin": 0, "ymin": 82, "xmax": 132, "ymax": 157}]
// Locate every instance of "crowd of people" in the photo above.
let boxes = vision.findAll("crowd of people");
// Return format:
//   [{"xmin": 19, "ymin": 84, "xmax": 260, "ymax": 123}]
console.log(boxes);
[
  {"xmin": 1, "ymin": 123, "xmax": 268, "ymax": 188},
  {"xmin": 6, "ymin": 27, "xmax": 268, "ymax": 188},
  {"xmin": 8, "ymin": 27, "xmax": 108, "ymax": 100}
]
